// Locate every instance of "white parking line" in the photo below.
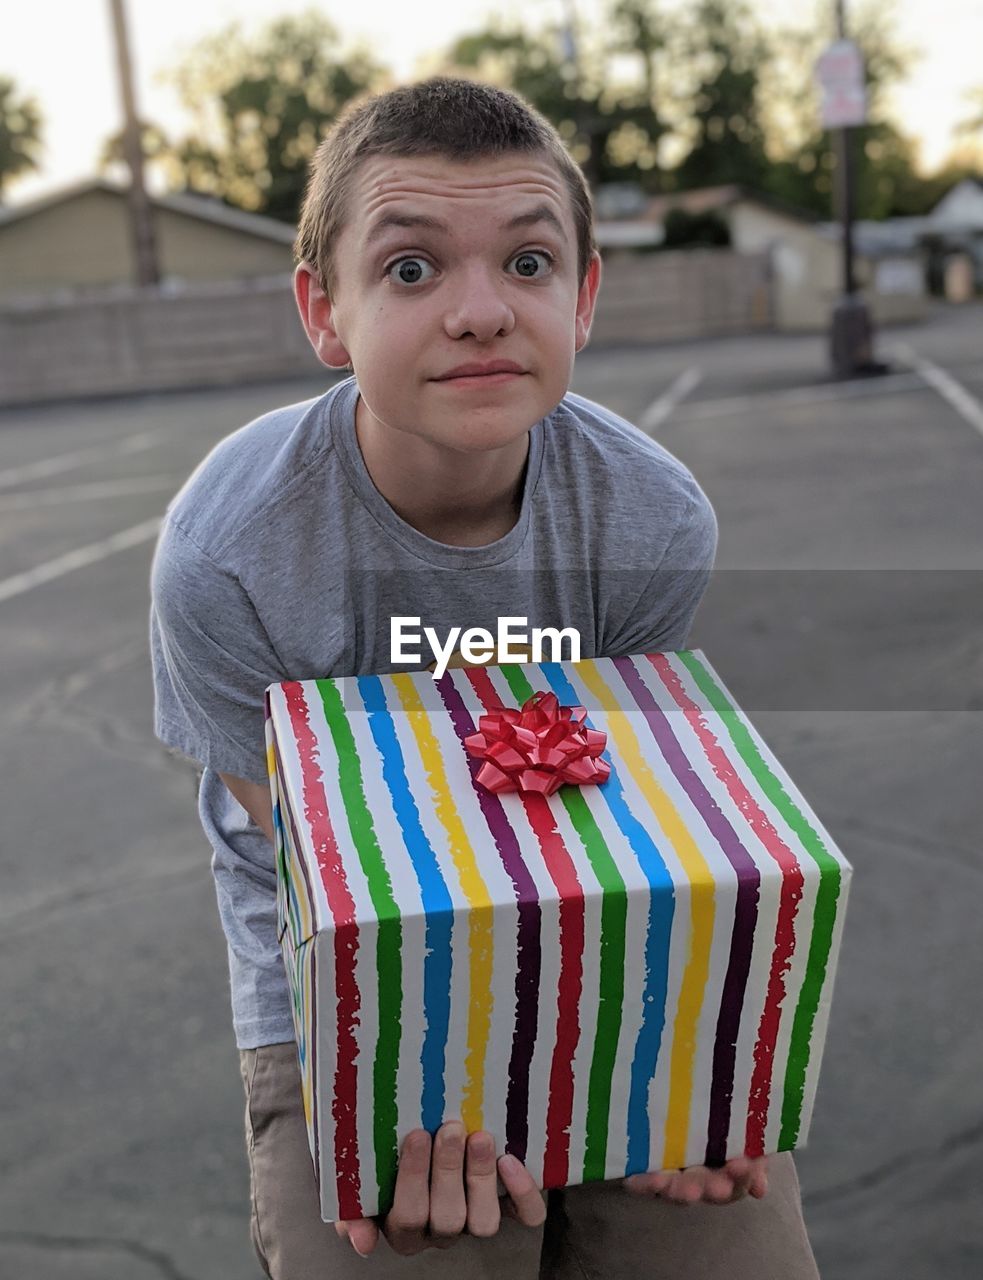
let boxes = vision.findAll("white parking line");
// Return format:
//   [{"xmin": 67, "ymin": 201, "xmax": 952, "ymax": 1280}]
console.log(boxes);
[
  {"xmin": 0, "ymin": 430, "xmax": 164, "ymax": 491},
  {"xmin": 673, "ymin": 369, "xmax": 927, "ymax": 420},
  {"xmin": 640, "ymin": 367, "xmax": 704, "ymax": 434},
  {"xmin": 10, "ymin": 635, "xmax": 151, "ymax": 727},
  {"xmin": 891, "ymin": 343, "xmax": 983, "ymax": 441},
  {"xmin": 0, "ymin": 517, "xmax": 162, "ymax": 604},
  {"xmin": 0, "ymin": 475, "xmax": 180, "ymax": 512}
]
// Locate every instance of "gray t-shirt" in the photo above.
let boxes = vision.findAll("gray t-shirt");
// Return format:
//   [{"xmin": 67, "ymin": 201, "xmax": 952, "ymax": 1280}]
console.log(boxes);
[{"xmin": 149, "ymin": 375, "xmax": 718, "ymax": 1048}]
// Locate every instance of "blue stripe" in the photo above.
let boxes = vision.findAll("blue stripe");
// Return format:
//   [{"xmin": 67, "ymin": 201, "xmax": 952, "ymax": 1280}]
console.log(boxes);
[
  {"xmin": 539, "ymin": 662, "xmax": 675, "ymax": 1175},
  {"xmin": 359, "ymin": 675, "xmax": 453, "ymax": 1131},
  {"xmin": 274, "ymin": 745, "xmax": 309, "ymax": 948}
]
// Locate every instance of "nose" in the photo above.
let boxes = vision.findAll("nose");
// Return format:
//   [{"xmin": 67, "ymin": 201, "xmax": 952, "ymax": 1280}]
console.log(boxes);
[{"xmin": 443, "ymin": 260, "xmax": 516, "ymax": 342}]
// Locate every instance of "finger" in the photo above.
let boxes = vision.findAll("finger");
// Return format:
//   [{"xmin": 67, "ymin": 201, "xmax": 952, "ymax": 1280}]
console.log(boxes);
[
  {"xmin": 465, "ymin": 1131, "xmax": 502, "ymax": 1237},
  {"xmin": 623, "ymin": 1170, "xmax": 671, "ymax": 1196},
  {"xmin": 720, "ymin": 1162, "xmax": 748, "ymax": 1201},
  {"xmin": 335, "ymin": 1218, "xmax": 380, "ymax": 1256},
  {"xmin": 428, "ymin": 1121, "xmax": 468, "ymax": 1239},
  {"xmin": 652, "ymin": 1171, "xmax": 683, "ymax": 1204},
  {"xmin": 498, "ymin": 1153, "xmax": 547, "ymax": 1228},
  {"xmin": 384, "ymin": 1130, "xmax": 432, "ymax": 1255},
  {"xmin": 743, "ymin": 1155, "xmax": 769, "ymax": 1199},
  {"xmin": 663, "ymin": 1168, "xmax": 705, "ymax": 1204},
  {"xmin": 723, "ymin": 1158, "xmax": 755, "ymax": 1202},
  {"xmin": 703, "ymin": 1169, "xmax": 738, "ymax": 1204}
]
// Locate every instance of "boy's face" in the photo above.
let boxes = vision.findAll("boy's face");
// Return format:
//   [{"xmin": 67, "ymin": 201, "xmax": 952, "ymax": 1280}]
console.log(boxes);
[{"xmin": 295, "ymin": 152, "xmax": 602, "ymax": 455}]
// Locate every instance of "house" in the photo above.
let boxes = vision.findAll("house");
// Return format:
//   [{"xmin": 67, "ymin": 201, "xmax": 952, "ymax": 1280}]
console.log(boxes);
[
  {"xmin": 0, "ymin": 178, "xmax": 296, "ymax": 301},
  {"xmin": 930, "ymin": 176, "xmax": 983, "ymax": 229},
  {"xmin": 841, "ymin": 178, "xmax": 983, "ymax": 298},
  {"xmin": 922, "ymin": 177, "xmax": 983, "ymax": 295},
  {"xmin": 595, "ymin": 182, "xmax": 929, "ymax": 330}
]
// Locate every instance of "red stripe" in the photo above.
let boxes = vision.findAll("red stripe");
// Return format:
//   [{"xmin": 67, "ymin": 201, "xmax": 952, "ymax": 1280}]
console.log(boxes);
[
  {"xmin": 650, "ymin": 655, "xmax": 805, "ymax": 1156},
  {"xmin": 283, "ymin": 681, "xmax": 363, "ymax": 1217},
  {"xmin": 467, "ymin": 668, "xmax": 585, "ymax": 1186}
]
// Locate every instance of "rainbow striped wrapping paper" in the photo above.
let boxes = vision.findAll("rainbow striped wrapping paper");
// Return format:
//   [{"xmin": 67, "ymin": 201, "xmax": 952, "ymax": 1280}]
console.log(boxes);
[{"xmin": 264, "ymin": 649, "xmax": 851, "ymax": 1223}]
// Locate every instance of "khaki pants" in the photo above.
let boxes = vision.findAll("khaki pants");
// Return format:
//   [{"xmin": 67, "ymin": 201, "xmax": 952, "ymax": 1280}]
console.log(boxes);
[{"xmin": 240, "ymin": 1042, "xmax": 821, "ymax": 1279}]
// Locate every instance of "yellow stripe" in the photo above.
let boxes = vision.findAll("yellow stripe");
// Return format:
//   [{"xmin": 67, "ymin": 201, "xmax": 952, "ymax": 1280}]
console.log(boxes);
[
  {"xmin": 281, "ymin": 794, "xmax": 315, "ymax": 943},
  {"xmin": 575, "ymin": 658, "xmax": 716, "ymax": 1170},
  {"xmin": 391, "ymin": 673, "xmax": 494, "ymax": 1132},
  {"xmin": 269, "ymin": 712, "xmax": 314, "ymax": 949}
]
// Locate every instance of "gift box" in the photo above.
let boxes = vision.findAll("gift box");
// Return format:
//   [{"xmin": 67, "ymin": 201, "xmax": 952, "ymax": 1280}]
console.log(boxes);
[{"xmin": 264, "ymin": 650, "xmax": 851, "ymax": 1222}]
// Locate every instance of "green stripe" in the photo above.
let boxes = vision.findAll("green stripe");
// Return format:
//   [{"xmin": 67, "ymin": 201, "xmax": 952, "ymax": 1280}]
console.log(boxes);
[
  {"xmin": 501, "ymin": 664, "xmax": 626, "ymax": 1181},
  {"xmin": 678, "ymin": 651, "xmax": 844, "ymax": 1146},
  {"xmin": 316, "ymin": 678, "xmax": 402, "ymax": 1209}
]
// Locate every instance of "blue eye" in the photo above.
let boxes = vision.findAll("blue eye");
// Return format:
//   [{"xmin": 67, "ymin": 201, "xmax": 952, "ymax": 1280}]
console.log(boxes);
[
  {"xmin": 385, "ymin": 249, "xmax": 554, "ymax": 286},
  {"xmin": 511, "ymin": 250, "xmax": 553, "ymax": 278},
  {"xmin": 387, "ymin": 257, "xmax": 434, "ymax": 286}
]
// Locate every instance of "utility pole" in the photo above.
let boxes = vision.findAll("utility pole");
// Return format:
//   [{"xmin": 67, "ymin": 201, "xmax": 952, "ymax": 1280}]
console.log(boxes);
[
  {"xmin": 833, "ymin": 0, "xmax": 857, "ymax": 302},
  {"xmin": 109, "ymin": 0, "xmax": 160, "ymax": 286},
  {"xmin": 559, "ymin": 0, "xmax": 600, "ymax": 189},
  {"xmin": 817, "ymin": 0, "xmax": 885, "ymax": 378},
  {"xmin": 559, "ymin": 0, "xmax": 580, "ymax": 76}
]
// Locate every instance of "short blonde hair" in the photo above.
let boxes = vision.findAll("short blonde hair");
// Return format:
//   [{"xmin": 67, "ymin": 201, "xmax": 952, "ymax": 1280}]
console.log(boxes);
[{"xmin": 295, "ymin": 76, "xmax": 597, "ymax": 299}]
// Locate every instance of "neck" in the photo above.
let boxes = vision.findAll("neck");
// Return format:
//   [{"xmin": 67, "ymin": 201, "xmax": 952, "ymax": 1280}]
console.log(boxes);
[{"xmin": 354, "ymin": 396, "xmax": 531, "ymax": 547}]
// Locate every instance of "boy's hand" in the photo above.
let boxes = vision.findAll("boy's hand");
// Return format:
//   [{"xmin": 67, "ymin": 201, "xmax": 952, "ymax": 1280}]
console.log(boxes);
[
  {"xmin": 623, "ymin": 1155, "xmax": 769, "ymax": 1205},
  {"xmin": 334, "ymin": 1121, "xmax": 546, "ymax": 1257}
]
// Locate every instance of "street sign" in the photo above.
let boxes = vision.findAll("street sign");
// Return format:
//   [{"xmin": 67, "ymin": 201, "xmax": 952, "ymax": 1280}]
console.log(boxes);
[{"xmin": 816, "ymin": 39, "xmax": 867, "ymax": 128}]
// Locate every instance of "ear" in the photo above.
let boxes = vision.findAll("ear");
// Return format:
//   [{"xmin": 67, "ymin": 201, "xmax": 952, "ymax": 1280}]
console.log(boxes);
[
  {"xmin": 574, "ymin": 250, "xmax": 603, "ymax": 353},
  {"xmin": 293, "ymin": 261, "xmax": 353, "ymax": 369}
]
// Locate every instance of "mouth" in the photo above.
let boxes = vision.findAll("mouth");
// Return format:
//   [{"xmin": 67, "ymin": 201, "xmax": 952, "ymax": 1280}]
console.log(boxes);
[{"xmin": 432, "ymin": 371, "xmax": 527, "ymax": 388}]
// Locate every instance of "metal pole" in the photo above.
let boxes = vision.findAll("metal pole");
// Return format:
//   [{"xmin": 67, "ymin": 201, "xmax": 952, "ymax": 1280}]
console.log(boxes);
[
  {"xmin": 828, "ymin": 0, "xmax": 883, "ymax": 378},
  {"xmin": 834, "ymin": 0, "xmax": 856, "ymax": 297},
  {"xmin": 109, "ymin": 0, "xmax": 160, "ymax": 287}
]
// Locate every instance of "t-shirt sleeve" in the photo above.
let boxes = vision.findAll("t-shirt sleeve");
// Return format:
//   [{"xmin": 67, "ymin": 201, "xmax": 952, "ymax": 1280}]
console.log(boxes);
[
  {"xmin": 149, "ymin": 518, "xmax": 285, "ymax": 785},
  {"xmin": 604, "ymin": 485, "xmax": 718, "ymax": 655}
]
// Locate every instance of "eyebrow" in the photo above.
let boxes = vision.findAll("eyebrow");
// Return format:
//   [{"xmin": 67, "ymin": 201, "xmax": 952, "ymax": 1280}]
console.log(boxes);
[{"xmin": 364, "ymin": 203, "xmax": 567, "ymax": 246}]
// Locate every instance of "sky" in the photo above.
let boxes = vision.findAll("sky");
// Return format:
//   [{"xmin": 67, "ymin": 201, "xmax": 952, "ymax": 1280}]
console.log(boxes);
[{"xmin": 4, "ymin": 0, "xmax": 981, "ymax": 205}]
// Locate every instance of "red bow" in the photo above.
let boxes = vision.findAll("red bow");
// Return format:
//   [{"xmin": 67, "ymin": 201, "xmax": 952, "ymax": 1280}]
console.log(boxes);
[{"xmin": 463, "ymin": 691, "xmax": 610, "ymax": 797}]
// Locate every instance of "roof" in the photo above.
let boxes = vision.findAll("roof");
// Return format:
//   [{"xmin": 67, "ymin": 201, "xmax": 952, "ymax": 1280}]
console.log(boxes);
[
  {"xmin": 637, "ymin": 183, "xmax": 822, "ymax": 227},
  {"xmin": 0, "ymin": 177, "xmax": 297, "ymax": 245},
  {"xmin": 816, "ymin": 217, "xmax": 932, "ymax": 256}
]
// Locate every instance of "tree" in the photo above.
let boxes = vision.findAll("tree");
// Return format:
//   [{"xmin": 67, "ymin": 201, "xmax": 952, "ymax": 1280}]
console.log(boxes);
[
  {"xmin": 669, "ymin": 0, "xmax": 773, "ymax": 193},
  {"xmin": 0, "ymin": 76, "xmax": 43, "ymax": 203},
  {"xmin": 911, "ymin": 157, "xmax": 981, "ymax": 210},
  {"xmin": 99, "ymin": 120, "xmax": 174, "ymax": 183},
  {"xmin": 954, "ymin": 85, "xmax": 983, "ymax": 140},
  {"xmin": 762, "ymin": 0, "xmax": 924, "ymax": 218},
  {"xmin": 605, "ymin": 0, "xmax": 672, "ymax": 189},
  {"xmin": 434, "ymin": 14, "xmax": 667, "ymax": 191},
  {"xmin": 158, "ymin": 11, "xmax": 386, "ymax": 221},
  {"xmin": 947, "ymin": 84, "xmax": 983, "ymax": 174},
  {"xmin": 662, "ymin": 207, "xmax": 731, "ymax": 246}
]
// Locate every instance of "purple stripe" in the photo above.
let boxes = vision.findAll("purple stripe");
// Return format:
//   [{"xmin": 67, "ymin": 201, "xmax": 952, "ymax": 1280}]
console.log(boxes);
[
  {"xmin": 434, "ymin": 671, "xmax": 542, "ymax": 1163},
  {"xmin": 614, "ymin": 655, "xmax": 760, "ymax": 1165}
]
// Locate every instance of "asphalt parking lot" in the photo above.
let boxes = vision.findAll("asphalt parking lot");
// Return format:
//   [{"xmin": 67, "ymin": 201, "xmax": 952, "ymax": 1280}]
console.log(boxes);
[{"xmin": 1, "ymin": 302, "xmax": 981, "ymax": 1278}]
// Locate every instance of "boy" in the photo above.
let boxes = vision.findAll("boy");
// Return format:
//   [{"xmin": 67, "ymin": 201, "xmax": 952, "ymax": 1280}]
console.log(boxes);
[{"xmin": 150, "ymin": 77, "xmax": 820, "ymax": 1278}]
